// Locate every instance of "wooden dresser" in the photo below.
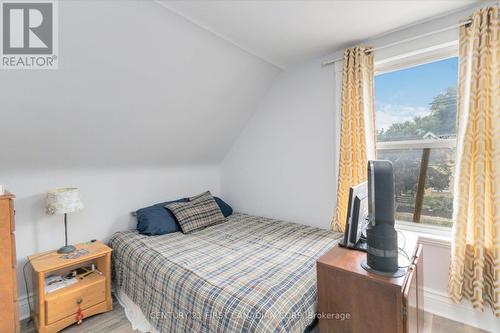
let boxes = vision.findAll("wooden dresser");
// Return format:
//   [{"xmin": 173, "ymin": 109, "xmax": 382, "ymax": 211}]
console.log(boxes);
[
  {"xmin": 0, "ymin": 192, "xmax": 20, "ymax": 333},
  {"xmin": 317, "ymin": 238, "xmax": 423, "ymax": 333}
]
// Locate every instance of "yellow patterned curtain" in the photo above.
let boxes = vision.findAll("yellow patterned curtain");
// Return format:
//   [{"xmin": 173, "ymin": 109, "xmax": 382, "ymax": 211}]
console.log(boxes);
[
  {"xmin": 449, "ymin": 6, "xmax": 500, "ymax": 317},
  {"xmin": 332, "ymin": 47, "xmax": 375, "ymax": 232}
]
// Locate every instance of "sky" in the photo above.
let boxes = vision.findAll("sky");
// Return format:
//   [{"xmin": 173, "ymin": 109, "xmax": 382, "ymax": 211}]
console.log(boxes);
[{"xmin": 375, "ymin": 57, "xmax": 458, "ymax": 131}]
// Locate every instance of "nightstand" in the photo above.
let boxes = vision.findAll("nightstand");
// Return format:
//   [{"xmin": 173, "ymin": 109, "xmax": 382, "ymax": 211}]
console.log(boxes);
[{"xmin": 28, "ymin": 241, "xmax": 112, "ymax": 333}]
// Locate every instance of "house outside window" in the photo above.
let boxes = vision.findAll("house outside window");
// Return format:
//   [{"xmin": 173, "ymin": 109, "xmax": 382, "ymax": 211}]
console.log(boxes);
[{"xmin": 375, "ymin": 55, "xmax": 458, "ymax": 229}]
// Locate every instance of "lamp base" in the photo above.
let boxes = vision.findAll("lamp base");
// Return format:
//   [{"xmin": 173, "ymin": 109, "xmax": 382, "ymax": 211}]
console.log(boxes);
[{"xmin": 57, "ymin": 245, "xmax": 76, "ymax": 254}]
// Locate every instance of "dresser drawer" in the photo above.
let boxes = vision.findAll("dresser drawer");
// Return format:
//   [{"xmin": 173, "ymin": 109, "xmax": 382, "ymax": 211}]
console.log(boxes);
[{"xmin": 45, "ymin": 274, "xmax": 106, "ymax": 325}]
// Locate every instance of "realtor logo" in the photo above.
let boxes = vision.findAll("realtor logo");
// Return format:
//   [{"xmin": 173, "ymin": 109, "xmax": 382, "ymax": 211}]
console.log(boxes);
[{"xmin": 1, "ymin": 0, "xmax": 58, "ymax": 69}]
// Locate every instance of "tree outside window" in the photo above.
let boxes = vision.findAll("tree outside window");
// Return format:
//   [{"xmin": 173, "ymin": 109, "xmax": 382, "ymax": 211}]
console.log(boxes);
[{"xmin": 375, "ymin": 57, "xmax": 458, "ymax": 227}]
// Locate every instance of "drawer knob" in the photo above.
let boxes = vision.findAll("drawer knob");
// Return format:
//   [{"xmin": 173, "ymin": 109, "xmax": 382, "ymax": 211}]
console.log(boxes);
[{"xmin": 76, "ymin": 298, "xmax": 83, "ymax": 305}]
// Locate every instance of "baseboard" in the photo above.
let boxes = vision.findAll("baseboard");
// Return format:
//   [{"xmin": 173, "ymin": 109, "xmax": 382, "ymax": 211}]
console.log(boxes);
[
  {"xmin": 19, "ymin": 294, "xmax": 31, "ymax": 320},
  {"xmin": 423, "ymin": 287, "xmax": 497, "ymax": 332}
]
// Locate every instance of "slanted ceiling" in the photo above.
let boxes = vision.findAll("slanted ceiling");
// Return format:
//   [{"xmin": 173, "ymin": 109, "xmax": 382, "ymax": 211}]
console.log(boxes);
[{"xmin": 0, "ymin": 0, "xmax": 279, "ymax": 168}]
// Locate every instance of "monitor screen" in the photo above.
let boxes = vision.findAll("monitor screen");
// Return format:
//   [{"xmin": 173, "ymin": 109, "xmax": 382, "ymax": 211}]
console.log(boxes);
[
  {"xmin": 349, "ymin": 194, "xmax": 368, "ymax": 244},
  {"xmin": 343, "ymin": 181, "xmax": 368, "ymax": 247}
]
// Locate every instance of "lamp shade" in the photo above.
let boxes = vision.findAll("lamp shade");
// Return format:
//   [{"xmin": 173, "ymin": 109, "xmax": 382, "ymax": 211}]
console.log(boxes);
[{"xmin": 46, "ymin": 188, "xmax": 84, "ymax": 215}]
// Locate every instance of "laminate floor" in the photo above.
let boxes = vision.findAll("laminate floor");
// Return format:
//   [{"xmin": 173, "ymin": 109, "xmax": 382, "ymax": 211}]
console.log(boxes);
[{"xmin": 20, "ymin": 298, "xmax": 490, "ymax": 333}]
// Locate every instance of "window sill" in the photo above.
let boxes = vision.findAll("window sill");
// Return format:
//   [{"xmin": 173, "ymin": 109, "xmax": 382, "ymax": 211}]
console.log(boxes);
[
  {"xmin": 396, "ymin": 221, "xmax": 452, "ymax": 250},
  {"xmin": 395, "ymin": 220, "xmax": 452, "ymax": 239}
]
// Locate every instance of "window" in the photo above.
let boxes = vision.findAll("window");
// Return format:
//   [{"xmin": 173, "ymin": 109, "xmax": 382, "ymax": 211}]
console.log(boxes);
[{"xmin": 375, "ymin": 56, "xmax": 458, "ymax": 228}]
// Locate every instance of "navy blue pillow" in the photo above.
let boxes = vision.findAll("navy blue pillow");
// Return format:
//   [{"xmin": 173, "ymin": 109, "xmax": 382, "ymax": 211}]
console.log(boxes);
[
  {"xmin": 136, "ymin": 198, "xmax": 189, "ymax": 235},
  {"xmin": 214, "ymin": 197, "xmax": 233, "ymax": 217}
]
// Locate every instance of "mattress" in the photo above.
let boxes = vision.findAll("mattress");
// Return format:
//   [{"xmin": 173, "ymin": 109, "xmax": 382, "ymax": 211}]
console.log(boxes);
[{"xmin": 109, "ymin": 213, "xmax": 342, "ymax": 333}]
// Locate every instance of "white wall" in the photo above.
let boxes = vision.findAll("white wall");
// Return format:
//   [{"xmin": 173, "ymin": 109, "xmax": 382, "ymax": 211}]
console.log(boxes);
[
  {"xmin": 2, "ymin": 165, "xmax": 220, "ymax": 318},
  {"xmin": 221, "ymin": 3, "xmax": 498, "ymax": 332},
  {"xmin": 221, "ymin": 59, "xmax": 337, "ymax": 229}
]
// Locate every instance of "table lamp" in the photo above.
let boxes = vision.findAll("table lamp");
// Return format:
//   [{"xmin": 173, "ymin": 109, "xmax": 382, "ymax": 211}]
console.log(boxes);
[{"xmin": 46, "ymin": 188, "xmax": 84, "ymax": 253}]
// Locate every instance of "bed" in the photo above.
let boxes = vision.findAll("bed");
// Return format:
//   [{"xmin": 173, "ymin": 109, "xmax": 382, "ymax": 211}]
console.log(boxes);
[{"xmin": 109, "ymin": 213, "xmax": 342, "ymax": 333}]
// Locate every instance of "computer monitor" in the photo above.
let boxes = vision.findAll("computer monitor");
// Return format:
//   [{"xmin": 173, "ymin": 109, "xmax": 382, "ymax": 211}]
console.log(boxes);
[{"xmin": 340, "ymin": 182, "xmax": 368, "ymax": 250}]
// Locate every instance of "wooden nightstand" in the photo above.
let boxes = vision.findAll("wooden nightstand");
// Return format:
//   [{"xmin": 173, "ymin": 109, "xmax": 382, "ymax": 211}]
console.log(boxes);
[{"xmin": 28, "ymin": 241, "xmax": 112, "ymax": 333}]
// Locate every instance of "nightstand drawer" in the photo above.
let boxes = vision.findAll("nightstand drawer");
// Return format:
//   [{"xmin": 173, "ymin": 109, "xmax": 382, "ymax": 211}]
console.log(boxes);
[{"xmin": 45, "ymin": 274, "xmax": 106, "ymax": 325}]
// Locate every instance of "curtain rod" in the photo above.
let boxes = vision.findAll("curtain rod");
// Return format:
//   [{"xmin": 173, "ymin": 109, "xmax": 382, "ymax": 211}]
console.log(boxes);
[{"xmin": 322, "ymin": 18, "xmax": 472, "ymax": 66}]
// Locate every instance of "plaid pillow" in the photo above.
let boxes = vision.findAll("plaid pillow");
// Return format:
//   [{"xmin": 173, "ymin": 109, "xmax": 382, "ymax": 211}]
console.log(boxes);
[{"xmin": 166, "ymin": 191, "xmax": 225, "ymax": 233}]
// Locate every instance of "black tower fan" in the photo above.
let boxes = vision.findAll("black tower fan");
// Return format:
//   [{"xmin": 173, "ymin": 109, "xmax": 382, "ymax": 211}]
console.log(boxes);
[{"xmin": 365, "ymin": 160, "xmax": 399, "ymax": 272}]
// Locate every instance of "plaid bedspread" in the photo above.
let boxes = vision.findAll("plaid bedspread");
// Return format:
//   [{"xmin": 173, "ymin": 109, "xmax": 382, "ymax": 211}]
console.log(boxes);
[{"xmin": 109, "ymin": 213, "xmax": 342, "ymax": 333}]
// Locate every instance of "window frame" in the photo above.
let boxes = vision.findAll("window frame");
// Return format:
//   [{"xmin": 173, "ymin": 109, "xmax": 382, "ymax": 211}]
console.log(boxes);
[
  {"xmin": 377, "ymin": 139, "xmax": 456, "ymax": 151},
  {"xmin": 373, "ymin": 42, "xmax": 458, "ymax": 237}
]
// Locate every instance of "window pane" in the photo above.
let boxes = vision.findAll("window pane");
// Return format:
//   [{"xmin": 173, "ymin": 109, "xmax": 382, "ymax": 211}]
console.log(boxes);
[
  {"xmin": 375, "ymin": 56, "xmax": 458, "ymax": 228},
  {"xmin": 377, "ymin": 147, "xmax": 455, "ymax": 227},
  {"xmin": 375, "ymin": 57, "xmax": 458, "ymax": 142}
]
